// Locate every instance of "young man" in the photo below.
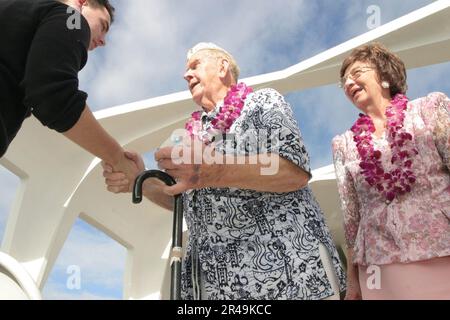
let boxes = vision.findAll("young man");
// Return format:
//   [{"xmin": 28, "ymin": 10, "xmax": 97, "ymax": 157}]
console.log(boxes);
[{"xmin": 0, "ymin": 0, "xmax": 137, "ymax": 184}]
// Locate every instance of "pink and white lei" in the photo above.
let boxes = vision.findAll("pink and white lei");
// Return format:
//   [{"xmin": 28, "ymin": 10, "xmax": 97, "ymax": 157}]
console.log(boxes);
[
  {"xmin": 185, "ymin": 82, "xmax": 253, "ymax": 143},
  {"xmin": 351, "ymin": 94, "xmax": 418, "ymax": 203}
]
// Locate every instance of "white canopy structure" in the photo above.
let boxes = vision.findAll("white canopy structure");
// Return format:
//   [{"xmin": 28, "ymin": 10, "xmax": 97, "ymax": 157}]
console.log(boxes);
[{"xmin": 1, "ymin": 0, "xmax": 449, "ymax": 299}]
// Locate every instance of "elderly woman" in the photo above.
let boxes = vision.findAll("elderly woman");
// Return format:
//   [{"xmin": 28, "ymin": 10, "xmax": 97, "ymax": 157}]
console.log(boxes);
[
  {"xmin": 104, "ymin": 42, "xmax": 346, "ymax": 300},
  {"xmin": 332, "ymin": 42, "xmax": 450, "ymax": 300}
]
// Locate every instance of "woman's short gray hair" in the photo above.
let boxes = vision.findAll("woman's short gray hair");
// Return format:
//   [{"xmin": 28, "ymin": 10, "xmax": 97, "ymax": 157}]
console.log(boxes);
[{"xmin": 187, "ymin": 42, "xmax": 240, "ymax": 82}]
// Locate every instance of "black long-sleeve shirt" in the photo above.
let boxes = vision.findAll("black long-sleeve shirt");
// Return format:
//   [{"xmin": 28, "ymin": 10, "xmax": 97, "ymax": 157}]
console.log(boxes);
[{"xmin": 0, "ymin": 0, "xmax": 90, "ymax": 157}]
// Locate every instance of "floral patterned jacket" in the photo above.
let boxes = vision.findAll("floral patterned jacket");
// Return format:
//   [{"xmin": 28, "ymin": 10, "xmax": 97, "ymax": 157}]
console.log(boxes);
[
  {"xmin": 181, "ymin": 88, "xmax": 346, "ymax": 300},
  {"xmin": 332, "ymin": 92, "xmax": 450, "ymax": 266}
]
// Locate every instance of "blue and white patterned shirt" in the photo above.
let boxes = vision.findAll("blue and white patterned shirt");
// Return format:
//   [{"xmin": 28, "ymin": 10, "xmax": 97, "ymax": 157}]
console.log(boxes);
[{"xmin": 181, "ymin": 88, "xmax": 346, "ymax": 300}]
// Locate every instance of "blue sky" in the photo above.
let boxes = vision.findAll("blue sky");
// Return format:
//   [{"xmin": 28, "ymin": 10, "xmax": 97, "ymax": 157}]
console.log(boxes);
[{"xmin": 1, "ymin": 0, "xmax": 449, "ymax": 299}]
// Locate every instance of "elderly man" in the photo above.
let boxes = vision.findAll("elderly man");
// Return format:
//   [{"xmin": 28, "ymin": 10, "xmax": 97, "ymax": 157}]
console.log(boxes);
[
  {"xmin": 0, "ymin": 0, "xmax": 137, "ymax": 184},
  {"xmin": 103, "ymin": 43, "xmax": 346, "ymax": 300}
]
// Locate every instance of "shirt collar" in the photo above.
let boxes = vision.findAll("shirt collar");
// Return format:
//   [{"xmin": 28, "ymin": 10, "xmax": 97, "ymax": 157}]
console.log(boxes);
[{"xmin": 201, "ymin": 99, "xmax": 224, "ymax": 122}]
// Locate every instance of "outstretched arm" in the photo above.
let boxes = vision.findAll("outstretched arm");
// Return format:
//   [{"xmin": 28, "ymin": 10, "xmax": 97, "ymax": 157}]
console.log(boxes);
[
  {"xmin": 21, "ymin": 7, "xmax": 137, "ymax": 187},
  {"xmin": 63, "ymin": 106, "xmax": 138, "ymax": 187}
]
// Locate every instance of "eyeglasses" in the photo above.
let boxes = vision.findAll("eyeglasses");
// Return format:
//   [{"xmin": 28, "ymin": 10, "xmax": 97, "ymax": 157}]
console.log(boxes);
[{"xmin": 338, "ymin": 67, "xmax": 373, "ymax": 88}]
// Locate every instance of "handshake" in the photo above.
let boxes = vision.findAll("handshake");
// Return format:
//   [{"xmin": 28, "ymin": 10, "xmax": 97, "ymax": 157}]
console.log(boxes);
[
  {"xmin": 102, "ymin": 150, "xmax": 145, "ymax": 194},
  {"xmin": 102, "ymin": 140, "xmax": 220, "ymax": 197}
]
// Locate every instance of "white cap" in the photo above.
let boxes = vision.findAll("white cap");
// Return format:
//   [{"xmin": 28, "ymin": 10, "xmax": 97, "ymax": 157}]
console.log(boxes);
[{"xmin": 186, "ymin": 42, "xmax": 231, "ymax": 60}]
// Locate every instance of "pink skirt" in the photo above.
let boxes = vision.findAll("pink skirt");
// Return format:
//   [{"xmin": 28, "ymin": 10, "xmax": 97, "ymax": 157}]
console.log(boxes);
[{"xmin": 358, "ymin": 256, "xmax": 450, "ymax": 300}]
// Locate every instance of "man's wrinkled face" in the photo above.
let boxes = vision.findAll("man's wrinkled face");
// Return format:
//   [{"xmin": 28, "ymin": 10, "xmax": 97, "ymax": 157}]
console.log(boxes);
[{"xmin": 183, "ymin": 51, "xmax": 221, "ymax": 106}]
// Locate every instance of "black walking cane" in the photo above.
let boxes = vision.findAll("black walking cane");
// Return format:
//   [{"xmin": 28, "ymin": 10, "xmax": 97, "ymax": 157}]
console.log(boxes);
[{"xmin": 132, "ymin": 170, "xmax": 183, "ymax": 300}]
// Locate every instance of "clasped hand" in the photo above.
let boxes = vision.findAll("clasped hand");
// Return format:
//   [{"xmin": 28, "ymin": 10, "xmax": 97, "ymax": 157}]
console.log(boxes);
[{"xmin": 102, "ymin": 139, "xmax": 220, "ymax": 196}]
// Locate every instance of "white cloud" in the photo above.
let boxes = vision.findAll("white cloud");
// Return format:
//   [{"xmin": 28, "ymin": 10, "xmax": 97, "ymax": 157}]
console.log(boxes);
[
  {"xmin": 326, "ymin": 0, "xmax": 436, "ymax": 44},
  {"xmin": 42, "ymin": 219, "xmax": 126, "ymax": 299},
  {"xmin": 80, "ymin": 0, "xmax": 436, "ymax": 112},
  {"xmin": 80, "ymin": 0, "xmax": 319, "ymax": 109}
]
